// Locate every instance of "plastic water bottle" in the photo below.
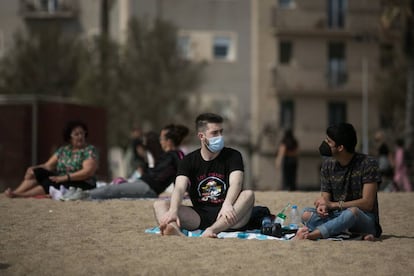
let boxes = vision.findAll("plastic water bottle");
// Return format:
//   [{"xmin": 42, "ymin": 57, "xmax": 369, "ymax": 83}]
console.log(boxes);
[
  {"xmin": 274, "ymin": 212, "xmax": 286, "ymax": 227},
  {"xmin": 274, "ymin": 203, "xmax": 290, "ymax": 227},
  {"xmin": 289, "ymin": 205, "xmax": 301, "ymax": 230},
  {"xmin": 262, "ymin": 216, "xmax": 272, "ymax": 227},
  {"xmin": 261, "ymin": 216, "xmax": 273, "ymax": 235}
]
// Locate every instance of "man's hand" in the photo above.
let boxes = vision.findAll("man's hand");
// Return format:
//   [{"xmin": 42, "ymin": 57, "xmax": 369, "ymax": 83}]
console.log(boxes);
[
  {"xmin": 314, "ymin": 197, "xmax": 329, "ymax": 217},
  {"xmin": 217, "ymin": 202, "xmax": 237, "ymax": 225},
  {"xmin": 49, "ymin": 175, "xmax": 67, "ymax": 183},
  {"xmin": 159, "ymin": 210, "xmax": 180, "ymax": 235}
]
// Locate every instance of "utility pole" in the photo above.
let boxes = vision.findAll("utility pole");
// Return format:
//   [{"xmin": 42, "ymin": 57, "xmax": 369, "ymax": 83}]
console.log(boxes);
[
  {"xmin": 362, "ymin": 57, "xmax": 369, "ymax": 154},
  {"xmin": 100, "ymin": 0, "xmax": 109, "ymax": 100},
  {"xmin": 404, "ymin": 0, "xmax": 414, "ymax": 179},
  {"xmin": 354, "ymin": 33, "xmax": 374, "ymax": 154}
]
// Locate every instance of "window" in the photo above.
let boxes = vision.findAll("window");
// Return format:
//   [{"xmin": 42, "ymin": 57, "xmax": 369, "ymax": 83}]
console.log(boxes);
[
  {"xmin": 40, "ymin": 0, "xmax": 59, "ymax": 13},
  {"xmin": 278, "ymin": 0, "xmax": 294, "ymax": 9},
  {"xmin": 20, "ymin": 0, "xmax": 78, "ymax": 17},
  {"xmin": 177, "ymin": 35, "xmax": 191, "ymax": 59},
  {"xmin": 327, "ymin": 42, "xmax": 347, "ymax": 86},
  {"xmin": 213, "ymin": 35, "xmax": 235, "ymax": 61},
  {"xmin": 201, "ymin": 95, "xmax": 236, "ymax": 121},
  {"xmin": 328, "ymin": 102, "xmax": 346, "ymax": 126},
  {"xmin": 177, "ymin": 31, "xmax": 236, "ymax": 62},
  {"xmin": 279, "ymin": 41, "xmax": 292, "ymax": 64},
  {"xmin": 280, "ymin": 100, "xmax": 294, "ymax": 129},
  {"xmin": 327, "ymin": 0, "xmax": 347, "ymax": 28}
]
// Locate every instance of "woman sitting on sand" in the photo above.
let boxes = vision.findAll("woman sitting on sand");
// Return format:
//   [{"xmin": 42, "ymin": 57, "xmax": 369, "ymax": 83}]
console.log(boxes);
[
  {"xmin": 5, "ymin": 120, "xmax": 99, "ymax": 198},
  {"xmin": 82, "ymin": 124, "xmax": 189, "ymax": 200},
  {"xmin": 126, "ymin": 130, "xmax": 164, "ymax": 182}
]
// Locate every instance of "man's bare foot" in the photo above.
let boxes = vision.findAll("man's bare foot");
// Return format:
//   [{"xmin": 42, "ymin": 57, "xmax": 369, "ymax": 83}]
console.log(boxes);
[
  {"xmin": 162, "ymin": 224, "xmax": 185, "ymax": 236},
  {"xmin": 363, "ymin": 234, "xmax": 375, "ymax": 241},
  {"xmin": 201, "ymin": 228, "xmax": 218, "ymax": 238},
  {"xmin": 4, "ymin": 188, "xmax": 16, "ymax": 198},
  {"xmin": 293, "ymin": 227, "xmax": 309, "ymax": 240}
]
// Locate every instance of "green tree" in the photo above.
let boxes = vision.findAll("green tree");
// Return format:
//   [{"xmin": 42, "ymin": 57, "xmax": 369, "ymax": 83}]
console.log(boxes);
[
  {"xmin": 76, "ymin": 17, "xmax": 204, "ymax": 147},
  {"xmin": 379, "ymin": 0, "xmax": 414, "ymax": 147},
  {"xmin": 379, "ymin": 0, "xmax": 414, "ymax": 181},
  {"xmin": 0, "ymin": 18, "xmax": 204, "ymax": 147},
  {"xmin": 74, "ymin": 35, "xmax": 124, "ymax": 146},
  {"xmin": 117, "ymin": 18, "xmax": 204, "ymax": 134},
  {"xmin": 0, "ymin": 26, "xmax": 84, "ymax": 96}
]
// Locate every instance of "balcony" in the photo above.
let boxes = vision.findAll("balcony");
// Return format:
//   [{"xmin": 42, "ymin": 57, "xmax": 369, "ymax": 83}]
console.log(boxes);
[
  {"xmin": 272, "ymin": 5, "xmax": 328, "ymax": 34},
  {"xmin": 20, "ymin": 0, "xmax": 79, "ymax": 19},
  {"xmin": 272, "ymin": 65, "xmax": 373, "ymax": 97},
  {"xmin": 271, "ymin": 2, "xmax": 380, "ymax": 37}
]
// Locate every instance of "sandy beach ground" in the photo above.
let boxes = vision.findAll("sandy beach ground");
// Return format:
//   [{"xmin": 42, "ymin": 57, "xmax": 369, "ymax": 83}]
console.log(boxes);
[{"xmin": 1, "ymin": 191, "xmax": 413, "ymax": 276}]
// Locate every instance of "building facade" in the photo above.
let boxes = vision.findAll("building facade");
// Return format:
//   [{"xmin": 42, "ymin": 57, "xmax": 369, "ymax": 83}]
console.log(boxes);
[
  {"xmin": 0, "ymin": 0, "xmax": 383, "ymax": 190},
  {"xmin": 251, "ymin": 0, "xmax": 381, "ymax": 190}
]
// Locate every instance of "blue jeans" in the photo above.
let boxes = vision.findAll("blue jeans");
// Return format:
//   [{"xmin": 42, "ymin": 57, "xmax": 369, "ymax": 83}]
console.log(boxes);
[{"xmin": 303, "ymin": 207, "xmax": 377, "ymax": 238}]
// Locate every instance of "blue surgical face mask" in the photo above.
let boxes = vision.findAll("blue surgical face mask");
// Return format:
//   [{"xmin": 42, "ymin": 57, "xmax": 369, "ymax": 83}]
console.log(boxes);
[{"xmin": 206, "ymin": 136, "xmax": 224, "ymax": 153}]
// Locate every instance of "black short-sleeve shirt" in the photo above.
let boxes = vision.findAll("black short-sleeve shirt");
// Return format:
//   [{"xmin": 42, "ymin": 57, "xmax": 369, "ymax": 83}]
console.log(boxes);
[{"xmin": 177, "ymin": 147, "xmax": 244, "ymax": 209}]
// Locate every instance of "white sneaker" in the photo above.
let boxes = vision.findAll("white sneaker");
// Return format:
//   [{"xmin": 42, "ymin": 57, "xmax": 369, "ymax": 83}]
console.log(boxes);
[
  {"xmin": 96, "ymin": 181, "xmax": 108, "ymax": 188},
  {"xmin": 128, "ymin": 171, "xmax": 141, "ymax": 183},
  {"xmin": 60, "ymin": 186, "xmax": 76, "ymax": 201},
  {"xmin": 64, "ymin": 188, "xmax": 87, "ymax": 201},
  {"xmin": 49, "ymin": 186, "xmax": 63, "ymax": 200},
  {"xmin": 60, "ymin": 185, "xmax": 68, "ymax": 195}
]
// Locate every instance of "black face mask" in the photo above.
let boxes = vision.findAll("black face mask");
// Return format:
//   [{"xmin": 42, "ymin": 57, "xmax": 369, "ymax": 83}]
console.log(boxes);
[{"xmin": 319, "ymin": 141, "xmax": 333, "ymax": 157}]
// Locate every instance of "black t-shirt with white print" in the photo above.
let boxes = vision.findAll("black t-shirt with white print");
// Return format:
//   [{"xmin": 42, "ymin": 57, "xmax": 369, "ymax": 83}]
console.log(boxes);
[{"xmin": 177, "ymin": 147, "xmax": 244, "ymax": 209}]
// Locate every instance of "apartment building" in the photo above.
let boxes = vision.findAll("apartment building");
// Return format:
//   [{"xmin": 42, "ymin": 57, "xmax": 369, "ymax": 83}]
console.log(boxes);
[
  {"xmin": 113, "ymin": 0, "xmax": 255, "ymax": 186},
  {"xmin": 251, "ymin": 0, "xmax": 382, "ymax": 190},
  {"xmin": 0, "ymin": 0, "xmax": 382, "ymax": 190}
]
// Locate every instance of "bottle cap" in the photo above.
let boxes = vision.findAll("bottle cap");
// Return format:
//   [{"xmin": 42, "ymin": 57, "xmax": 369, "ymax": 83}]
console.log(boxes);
[{"xmin": 277, "ymin": 212, "xmax": 286, "ymax": 219}]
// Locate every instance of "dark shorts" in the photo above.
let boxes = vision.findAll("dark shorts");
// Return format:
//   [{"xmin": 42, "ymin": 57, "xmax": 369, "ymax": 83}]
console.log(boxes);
[
  {"xmin": 191, "ymin": 205, "xmax": 222, "ymax": 230},
  {"xmin": 33, "ymin": 168, "xmax": 96, "ymax": 194},
  {"xmin": 191, "ymin": 205, "xmax": 266, "ymax": 231}
]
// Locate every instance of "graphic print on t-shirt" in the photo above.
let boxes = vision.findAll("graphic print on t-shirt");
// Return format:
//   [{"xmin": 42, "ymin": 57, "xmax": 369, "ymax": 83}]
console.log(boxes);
[{"xmin": 197, "ymin": 176, "xmax": 227, "ymax": 203}]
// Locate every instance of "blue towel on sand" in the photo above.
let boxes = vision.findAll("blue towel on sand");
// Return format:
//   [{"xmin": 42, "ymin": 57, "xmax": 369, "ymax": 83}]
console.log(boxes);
[{"xmin": 145, "ymin": 227, "xmax": 295, "ymax": 240}]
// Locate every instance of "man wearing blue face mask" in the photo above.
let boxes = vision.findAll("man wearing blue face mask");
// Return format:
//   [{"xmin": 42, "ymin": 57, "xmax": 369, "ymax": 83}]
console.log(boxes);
[
  {"xmin": 295, "ymin": 123, "xmax": 382, "ymax": 241},
  {"xmin": 154, "ymin": 113, "xmax": 255, "ymax": 238}
]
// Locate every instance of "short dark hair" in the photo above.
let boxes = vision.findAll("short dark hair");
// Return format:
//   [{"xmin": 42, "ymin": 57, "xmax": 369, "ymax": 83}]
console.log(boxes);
[
  {"xmin": 327, "ymin": 123, "xmax": 357, "ymax": 153},
  {"xmin": 396, "ymin": 138, "xmax": 404, "ymax": 147},
  {"xmin": 195, "ymin": 113, "xmax": 223, "ymax": 132},
  {"xmin": 63, "ymin": 120, "xmax": 88, "ymax": 142}
]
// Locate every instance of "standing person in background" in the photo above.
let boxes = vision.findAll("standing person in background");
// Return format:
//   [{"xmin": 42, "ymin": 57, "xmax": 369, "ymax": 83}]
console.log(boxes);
[
  {"xmin": 393, "ymin": 138, "xmax": 412, "ymax": 192},
  {"xmin": 374, "ymin": 130, "xmax": 394, "ymax": 191},
  {"xmin": 275, "ymin": 129, "xmax": 299, "ymax": 191}
]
